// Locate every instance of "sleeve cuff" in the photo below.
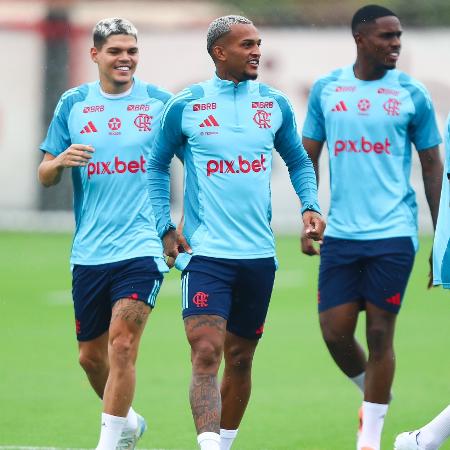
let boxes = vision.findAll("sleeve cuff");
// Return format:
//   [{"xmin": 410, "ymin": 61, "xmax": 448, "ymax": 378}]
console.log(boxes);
[
  {"xmin": 301, "ymin": 202, "xmax": 322, "ymax": 215},
  {"xmin": 159, "ymin": 221, "xmax": 176, "ymax": 239}
]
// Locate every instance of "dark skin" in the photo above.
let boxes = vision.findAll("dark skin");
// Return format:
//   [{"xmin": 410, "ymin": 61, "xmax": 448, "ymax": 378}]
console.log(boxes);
[
  {"xmin": 302, "ymin": 15, "xmax": 442, "ymax": 407},
  {"xmin": 163, "ymin": 22, "xmax": 325, "ymax": 436}
]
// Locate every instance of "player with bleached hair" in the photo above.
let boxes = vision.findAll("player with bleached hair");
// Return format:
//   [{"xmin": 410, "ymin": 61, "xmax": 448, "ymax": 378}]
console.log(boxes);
[
  {"xmin": 148, "ymin": 14, "xmax": 325, "ymax": 450},
  {"xmin": 38, "ymin": 18, "xmax": 171, "ymax": 450}
]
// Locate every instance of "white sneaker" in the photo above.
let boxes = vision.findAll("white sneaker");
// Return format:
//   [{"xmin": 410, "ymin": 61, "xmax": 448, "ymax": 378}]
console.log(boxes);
[
  {"xmin": 116, "ymin": 414, "xmax": 147, "ymax": 450},
  {"xmin": 394, "ymin": 431, "xmax": 425, "ymax": 450}
]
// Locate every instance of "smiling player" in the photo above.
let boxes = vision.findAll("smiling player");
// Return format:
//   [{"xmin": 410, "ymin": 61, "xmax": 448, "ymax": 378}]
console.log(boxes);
[
  {"xmin": 38, "ymin": 18, "xmax": 171, "ymax": 450},
  {"xmin": 148, "ymin": 15, "xmax": 325, "ymax": 450},
  {"xmin": 301, "ymin": 5, "xmax": 443, "ymax": 450}
]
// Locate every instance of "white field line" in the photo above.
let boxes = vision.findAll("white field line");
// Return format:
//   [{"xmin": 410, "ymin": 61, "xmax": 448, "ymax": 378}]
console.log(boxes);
[{"xmin": 0, "ymin": 447, "xmax": 186, "ymax": 450}]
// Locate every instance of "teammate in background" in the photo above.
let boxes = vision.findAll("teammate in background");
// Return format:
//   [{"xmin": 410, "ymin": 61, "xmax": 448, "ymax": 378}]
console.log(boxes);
[
  {"xmin": 148, "ymin": 15, "xmax": 325, "ymax": 450},
  {"xmin": 395, "ymin": 405, "xmax": 450, "ymax": 450},
  {"xmin": 394, "ymin": 117, "xmax": 450, "ymax": 450},
  {"xmin": 38, "ymin": 18, "xmax": 171, "ymax": 450},
  {"xmin": 301, "ymin": 5, "xmax": 443, "ymax": 450}
]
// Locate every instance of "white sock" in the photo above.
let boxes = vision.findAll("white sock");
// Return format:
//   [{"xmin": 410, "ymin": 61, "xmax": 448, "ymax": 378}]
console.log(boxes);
[
  {"xmin": 197, "ymin": 432, "xmax": 221, "ymax": 450},
  {"xmin": 220, "ymin": 428, "xmax": 238, "ymax": 450},
  {"xmin": 124, "ymin": 406, "xmax": 138, "ymax": 431},
  {"xmin": 350, "ymin": 372, "xmax": 366, "ymax": 395},
  {"xmin": 358, "ymin": 401, "xmax": 388, "ymax": 450},
  {"xmin": 417, "ymin": 405, "xmax": 450, "ymax": 450},
  {"xmin": 96, "ymin": 412, "xmax": 127, "ymax": 450},
  {"xmin": 350, "ymin": 372, "xmax": 393, "ymax": 401}
]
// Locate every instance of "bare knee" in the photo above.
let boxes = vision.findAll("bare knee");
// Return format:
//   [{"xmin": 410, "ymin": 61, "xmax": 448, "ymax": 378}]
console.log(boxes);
[
  {"xmin": 190, "ymin": 338, "xmax": 222, "ymax": 374},
  {"xmin": 367, "ymin": 325, "xmax": 393, "ymax": 359},
  {"xmin": 224, "ymin": 343, "xmax": 255, "ymax": 373},
  {"xmin": 79, "ymin": 347, "xmax": 108, "ymax": 375},
  {"xmin": 109, "ymin": 333, "xmax": 137, "ymax": 366}
]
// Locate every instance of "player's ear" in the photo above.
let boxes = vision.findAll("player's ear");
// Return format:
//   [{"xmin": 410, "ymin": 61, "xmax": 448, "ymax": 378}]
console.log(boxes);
[
  {"xmin": 212, "ymin": 45, "xmax": 226, "ymax": 62},
  {"xmin": 90, "ymin": 46, "xmax": 99, "ymax": 63}
]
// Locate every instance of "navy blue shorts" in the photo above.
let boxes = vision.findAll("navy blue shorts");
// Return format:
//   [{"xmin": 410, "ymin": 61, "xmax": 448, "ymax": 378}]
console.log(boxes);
[
  {"xmin": 318, "ymin": 237, "xmax": 415, "ymax": 314},
  {"xmin": 72, "ymin": 257, "xmax": 163, "ymax": 341},
  {"xmin": 181, "ymin": 256, "xmax": 276, "ymax": 340}
]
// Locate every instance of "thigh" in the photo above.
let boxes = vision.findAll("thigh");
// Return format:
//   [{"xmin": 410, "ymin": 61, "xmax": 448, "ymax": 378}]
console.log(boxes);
[
  {"xmin": 227, "ymin": 257, "xmax": 276, "ymax": 340},
  {"xmin": 319, "ymin": 237, "xmax": 363, "ymax": 313},
  {"xmin": 110, "ymin": 257, "xmax": 163, "ymax": 308},
  {"xmin": 362, "ymin": 237, "xmax": 415, "ymax": 314},
  {"xmin": 181, "ymin": 257, "xmax": 235, "ymax": 320},
  {"xmin": 72, "ymin": 264, "xmax": 111, "ymax": 342}
]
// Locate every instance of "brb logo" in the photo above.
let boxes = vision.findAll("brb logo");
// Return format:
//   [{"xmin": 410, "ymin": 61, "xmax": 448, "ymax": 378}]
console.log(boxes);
[
  {"xmin": 87, "ymin": 156, "xmax": 146, "ymax": 179},
  {"xmin": 334, "ymin": 137, "xmax": 392, "ymax": 157},
  {"xmin": 206, "ymin": 154, "xmax": 267, "ymax": 177},
  {"xmin": 193, "ymin": 103, "xmax": 216, "ymax": 111}
]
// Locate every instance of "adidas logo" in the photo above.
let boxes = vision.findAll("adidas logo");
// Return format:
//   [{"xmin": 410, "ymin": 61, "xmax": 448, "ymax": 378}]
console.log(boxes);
[
  {"xmin": 80, "ymin": 121, "xmax": 98, "ymax": 134},
  {"xmin": 332, "ymin": 101, "xmax": 348, "ymax": 112},
  {"xmin": 199, "ymin": 115, "xmax": 219, "ymax": 127},
  {"xmin": 386, "ymin": 293, "xmax": 401, "ymax": 305}
]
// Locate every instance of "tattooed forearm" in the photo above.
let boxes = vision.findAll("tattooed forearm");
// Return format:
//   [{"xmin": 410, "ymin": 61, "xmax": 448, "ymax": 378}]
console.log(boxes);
[
  {"xmin": 190, "ymin": 374, "xmax": 221, "ymax": 433},
  {"xmin": 111, "ymin": 298, "xmax": 150, "ymax": 327}
]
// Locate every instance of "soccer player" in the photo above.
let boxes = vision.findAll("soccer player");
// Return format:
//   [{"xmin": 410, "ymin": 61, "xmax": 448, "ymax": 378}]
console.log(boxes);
[
  {"xmin": 301, "ymin": 5, "xmax": 443, "ymax": 450},
  {"xmin": 394, "ymin": 405, "xmax": 450, "ymax": 450},
  {"xmin": 394, "ymin": 116, "xmax": 450, "ymax": 450},
  {"xmin": 38, "ymin": 18, "xmax": 171, "ymax": 450},
  {"xmin": 148, "ymin": 15, "xmax": 325, "ymax": 450}
]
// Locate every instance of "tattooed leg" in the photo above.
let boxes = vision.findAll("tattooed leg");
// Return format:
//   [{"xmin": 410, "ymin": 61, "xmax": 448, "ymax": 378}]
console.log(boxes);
[
  {"xmin": 103, "ymin": 298, "xmax": 151, "ymax": 416},
  {"xmin": 185, "ymin": 315, "xmax": 226, "ymax": 434}
]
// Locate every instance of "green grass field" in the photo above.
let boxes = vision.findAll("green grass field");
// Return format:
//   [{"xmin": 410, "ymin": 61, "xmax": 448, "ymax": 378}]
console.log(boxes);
[{"xmin": 0, "ymin": 232, "xmax": 449, "ymax": 450}]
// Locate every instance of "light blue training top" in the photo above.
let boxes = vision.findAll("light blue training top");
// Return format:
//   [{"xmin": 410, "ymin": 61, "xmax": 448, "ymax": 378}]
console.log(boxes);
[
  {"xmin": 41, "ymin": 77, "xmax": 171, "ymax": 268},
  {"xmin": 303, "ymin": 65, "xmax": 441, "ymax": 246},
  {"xmin": 148, "ymin": 74, "xmax": 320, "ymax": 269},
  {"xmin": 433, "ymin": 114, "xmax": 450, "ymax": 288}
]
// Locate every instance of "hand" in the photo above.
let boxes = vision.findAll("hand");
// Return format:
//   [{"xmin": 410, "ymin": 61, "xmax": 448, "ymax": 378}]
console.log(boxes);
[
  {"xmin": 302, "ymin": 210, "xmax": 326, "ymax": 242},
  {"xmin": 162, "ymin": 228, "xmax": 192, "ymax": 268},
  {"xmin": 57, "ymin": 144, "xmax": 94, "ymax": 168},
  {"xmin": 300, "ymin": 229, "xmax": 320, "ymax": 256}
]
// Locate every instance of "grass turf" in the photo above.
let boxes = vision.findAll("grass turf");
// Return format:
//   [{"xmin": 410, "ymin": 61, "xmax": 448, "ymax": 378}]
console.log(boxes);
[{"xmin": 0, "ymin": 232, "xmax": 449, "ymax": 449}]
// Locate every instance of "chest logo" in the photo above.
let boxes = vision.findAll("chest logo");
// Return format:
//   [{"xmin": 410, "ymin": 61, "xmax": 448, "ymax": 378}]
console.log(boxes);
[
  {"xmin": 108, "ymin": 117, "xmax": 122, "ymax": 131},
  {"xmin": 332, "ymin": 101, "xmax": 348, "ymax": 112},
  {"xmin": 80, "ymin": 121, "xmax": 98, "ymax": 134},
  {"xmin": 134, "ymin": 114, "xmax": 152, "ymax": 131},
  {"xmin": 383, "ymin": 98, "xmax": 401, "ymax": 116},
  {"xmin": 199, "ymin": 115, "xmax": 219, "ymax": 127},
  {"xmin": 253, "ymin": 110, "xmax": 271, "ymax": 129},
  {"xmin": 357, "ymin": 99, "xmax": 371, "ymax": 113}
]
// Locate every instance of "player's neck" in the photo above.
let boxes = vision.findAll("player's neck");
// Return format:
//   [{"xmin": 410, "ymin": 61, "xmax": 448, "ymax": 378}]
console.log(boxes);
[
  {"xmin": 99, "ymin": 79, "xmax": 133, "ymax": 95},
  {"xmin": 353, "ymin": 60, "xmax": 387, "ymax": 81}
]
